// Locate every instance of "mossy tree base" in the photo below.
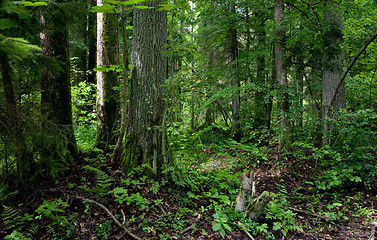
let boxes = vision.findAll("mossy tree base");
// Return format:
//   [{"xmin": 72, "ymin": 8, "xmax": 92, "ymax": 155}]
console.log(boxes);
[{"xmin": 248, "ymin": 191, "xmax": 275, "ymax": 222}]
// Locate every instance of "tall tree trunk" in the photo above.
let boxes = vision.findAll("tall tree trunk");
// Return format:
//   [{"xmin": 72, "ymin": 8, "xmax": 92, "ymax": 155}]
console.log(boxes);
[
  {"xmin": 95, "ymin": 0, "xmax": 120, "ymax": 152},
  {"xmin": 254, "ymin": 12, "xmax": 267, "ymax": 130},
  {"xmin": 0, "ymin": 52, "xmax": 32, "ymax": 182},
  {"xmin": 229, "ymin": 0, "xmax": 241, "ymax": 141},
  {"xmin": 274, "ymin": 0, "xmax": 289, "ymax": 148},
  {"xmin": 41, "ymin": 2, "xmax": 77, "ymax": 158},
  {"xmin": 111, "ymin": 6, "xmax": 129, "ymax": 163},
  {"xmin": 123, "ymin": 0, "xmax": 170, "ymax": 177},
  {"xmin": 322, "ymin": 0, "xmax": 345, "ymax": 145},
  {"xmin": 87, "ymin": 0, "xmax": 97, "ymax": 85}
]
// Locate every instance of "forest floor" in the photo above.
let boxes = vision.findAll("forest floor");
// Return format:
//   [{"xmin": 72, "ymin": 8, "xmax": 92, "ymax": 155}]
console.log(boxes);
[{"xmin": 3, "ymin": 146, "xmax": 376, "ymax": 240}]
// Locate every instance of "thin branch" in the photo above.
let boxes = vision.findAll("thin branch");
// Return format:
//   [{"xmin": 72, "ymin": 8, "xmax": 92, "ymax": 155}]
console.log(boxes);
[
  {"xmin": 74, "ymin": 196, "xmax": 142, "ymax": 240},
  {"xmin": 287, "ymin": 206, "xmax": 328, "ymax": 221},
  {"xmin": 238, "ymin": 221, "xmax": 255, "ymax": 240},
  {"xmin": 329, "ymin": 30, "xmax": 377, "ymax": 107}
]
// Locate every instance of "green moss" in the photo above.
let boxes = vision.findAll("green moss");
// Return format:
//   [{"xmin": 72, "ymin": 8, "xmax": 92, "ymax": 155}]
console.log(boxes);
[
  {"xmin": 248, "ymin": 191, "xmax": 276, "ymax": 222},
  {"xmin": 122, "ymin": 133, "xmax": 142, "ymax": 175}
]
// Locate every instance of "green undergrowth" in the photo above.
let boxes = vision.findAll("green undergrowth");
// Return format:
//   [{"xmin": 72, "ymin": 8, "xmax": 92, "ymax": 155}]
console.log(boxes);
[{"xmin": 1, "ymin": 125, "xmax": 376, "ymax": 239}]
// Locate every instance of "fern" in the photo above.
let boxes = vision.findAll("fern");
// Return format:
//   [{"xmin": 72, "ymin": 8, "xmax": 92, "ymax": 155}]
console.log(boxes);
[
  {"xmin": 4, "ymin": 230, "xmax": 32, "ymax": 240},
  {"xmin": 81, "ymin": 165, "xmax": 115, "ymax": 196},
  {"xmin": 1, "ymin": 205, "xmax": 37, "ymax": 238}
]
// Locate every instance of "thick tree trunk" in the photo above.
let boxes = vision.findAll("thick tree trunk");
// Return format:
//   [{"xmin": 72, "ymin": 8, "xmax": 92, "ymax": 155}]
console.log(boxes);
[
  {"xmin": 274, "ymin": 0, "xmax": 289, "ymax": 147},
  {"xmin": 95, "ymin": 0, "xmax": 120, "ymax": 152},
  {"xmin": 322, "ymin": 0, "xmax": 345, "ymax": 145},
  {"xmin": 40, "ymin": 3, "xmax": 77, "ymax": 158},
  {"xmin": 229, "ymin": 0, "xmax": 241, "ymax": 141},
  {"xmin": 0, "ymin": 52, "xmax": 32, "ymax": 181},
  {"xmin": 123, "ymin": 0, "xmax": 170, "ymax": 177}
]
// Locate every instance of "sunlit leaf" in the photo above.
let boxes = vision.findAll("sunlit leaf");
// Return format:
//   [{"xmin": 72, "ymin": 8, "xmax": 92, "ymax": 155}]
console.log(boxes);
[
  {"xmin": 21, "ymin": 1, "xmax": 48, "ymax": 7},
  {"xmin": 135, "ymin": 5, "xmax": 153, "ymax": 9},
  {"xmin": 90, "ymin": 4, "xmax": 117, "ymax": 13},
  {"xmin": 158, "ymin": 3, "xmax": 175, "ymax": 11}
]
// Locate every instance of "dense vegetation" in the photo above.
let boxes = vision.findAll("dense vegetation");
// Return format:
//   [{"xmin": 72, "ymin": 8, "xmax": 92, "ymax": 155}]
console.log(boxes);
[{"xmin": 1, "ymin": 0, "xmax": 377, "ymax": 239}]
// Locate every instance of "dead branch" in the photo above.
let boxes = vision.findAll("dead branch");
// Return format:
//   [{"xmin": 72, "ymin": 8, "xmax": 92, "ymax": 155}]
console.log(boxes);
[
  {"xmin": 287, "ymin": 206, "xmax": 328, "ymax": 221},
  {"xmin": 329, "ymin": 31, "xmax": 377, "ymax": 107},
  {"xmin": 370, "ymin": 222, "xmax": 377, "ymax": 240},
  {"xmin": 238, "ymin": 221, "xmax": 255, "ymax": 240},
  {"xmin": 74, "ymin": 196, "xmax": 142, "ymax": 240}
]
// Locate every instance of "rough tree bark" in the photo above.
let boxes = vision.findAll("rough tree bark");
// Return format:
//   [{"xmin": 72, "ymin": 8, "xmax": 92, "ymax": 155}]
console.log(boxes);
[
  {"xmin": 123, "ymin": 0, "xmax": 170, "ymax": 177},
  {"xmin": 274, "ymin": 0, "xmax": 289, "ymax": 148},
  {"xmin": 40, "ymin": 2, "xmax": 77, "ymax": 158},
  {"xmin": 95, "ymin": 0, "xmax": 120, "ymax": 152},
  {"xmin": 87, "ymin": 0, "xmax": 97, "ymax": 85},
  {"xmin": 0, "ymin": 52, "xmax": 32, "ymax": 181},
  {"xmin": 111, "ymin": 7, "xmax": 129, "ymax": 163},
  {"xmin": 322, "ymin": 0, "xmax": 345, "ymax": 145},
  {"xmin": 229, "ymin": 0, "xmax": 241, "ymax": 141},
  {"xmin": 254, "ymin": 11, "xmax": 267, "ymax": 130}
]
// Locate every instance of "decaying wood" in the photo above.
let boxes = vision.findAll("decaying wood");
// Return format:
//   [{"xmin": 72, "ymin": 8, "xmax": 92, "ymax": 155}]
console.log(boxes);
[
  {"xmin": 238, "ymin": 221, "xmax": 256, "ymax": 240},
  {"xmin": 74, "ymin": 196, "xmax": 142, "ymax": 240},
  {"xmin": 235, "ymin": 169, "xmax": 254, "ymax": 212},
  {"xmin": 287, "ymin": 206, "xmax": 328, "ymax": 221},
  {"xmin": 248, "ymin": 191, "xmax": 275, "ymax": 221}
]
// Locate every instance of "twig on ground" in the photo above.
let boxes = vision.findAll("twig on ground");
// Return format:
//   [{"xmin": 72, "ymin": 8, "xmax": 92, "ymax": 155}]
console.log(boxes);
[
  {"xmin": 73, "ymin": 196, "xmax": 142, "ymax": 240},
  {"xmin": 121, "ymin": 209, "xmax": 126, "ymax": 225},
  {"xmin": 238, "ymin": 221, "xmax": 255, "ymax": 240},
  {"xmin": 180, "ymin": 223, "xmax": 196, "ymax": 235},
  {"xmin": 370, "ymin": 222, "xmax": 377, "ymax": 240},
  {"xmin": 156, "ymin": 202, "xmax": 167, "ymax": 215},
  {"xmin": 176, "ymin": 214, "xmax": 201, "ymax": 237},
  {"xmin": 287, "ymin": 206, "xmax": 328, "ymax": 221}
]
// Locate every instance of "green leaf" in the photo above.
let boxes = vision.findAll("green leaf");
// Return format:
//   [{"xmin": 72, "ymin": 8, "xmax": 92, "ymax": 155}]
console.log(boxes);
[
  {"xmin": 90, "ymin": 4, "xmax": 117, "ymax": 13},
  {"xmin": 122, "ymin": 0, "xmax": 145, "ymax": 5},
  {"xmin": 187, "ymin": 191, "xmax": 195, "ymax": 198},
  {"xmin": 158, "ymin": 3, "xmax": 175, "ymax": 11},
  {"xmin": 135, "ymin": 5, "xmax": 153, "ymax": 9},
  {"xmin": 0, "ymin": 35, "xmax": 41, "ymax": 58},
  {"xmin": 21, "ymin": 1, "xmax": 48, "ymax": 7},
  {"xmin": 212, "ymin": 222, "xmax": 222, "ymax": 231},
  {"xmin": 273, "ymin": 221, "xmax": 282, "ymax": 231},
  {"xmin": 219, "ymin": 228, "xmax": 226, "ymax": 237},
  {"xmin": 223, "ymin": 223, "xmax": 231, "ymax": 232},
  {"xmin": 0, "ymin": 19, "xmax": 18, "ymax": 30}
]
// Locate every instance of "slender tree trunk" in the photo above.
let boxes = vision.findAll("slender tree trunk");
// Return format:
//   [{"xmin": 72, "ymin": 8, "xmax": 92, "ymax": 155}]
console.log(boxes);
[
  {"xmin": 95, "ymin": 0, "xmax": 120, "ymax": 152},
  {"xmin": 87, "ymin": 0, "xmax": 97, "ymax": 85},
  {"xmin": 266, "ymin": 46, "xmax": 276, "ymax": 137},
  {"xmin": 40, "ymin": 2, "xmax": 77, "ymax": 158},
  {"xmin": 111, "ymin": 7, "xmax": 129, "ymax": 163},
  {"xmin": 254, "ymin": 12, "xmax": 267, "ymax": 129},
  {"xmin": 229, "ymin": 0, "xmax": 241, "ymax": 141},
  {"xmin": 123, "ymin": 0, "xmax": 170, "ymax": 177},
  {"xmin": 204, "ymin": 50, "xmax": 215, "ymax": 127},
  {"xmin": 322, "ymin": 0, "xmax": 345, "ymax": 145},
  {"xmin": 274, "ymin": 0, "xmax": 289, "ymax": 148}
]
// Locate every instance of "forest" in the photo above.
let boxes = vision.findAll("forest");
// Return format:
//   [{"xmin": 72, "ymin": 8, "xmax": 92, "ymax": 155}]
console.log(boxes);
[{"xmin": 1, "ymin": 0, "xmax": 377, "ymax": 239}]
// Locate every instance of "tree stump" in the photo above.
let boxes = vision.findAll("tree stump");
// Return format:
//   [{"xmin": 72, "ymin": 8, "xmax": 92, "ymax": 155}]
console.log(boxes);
[{"xmin": 248, "ymin": 191, "xmax": 275, "ymax": 222}]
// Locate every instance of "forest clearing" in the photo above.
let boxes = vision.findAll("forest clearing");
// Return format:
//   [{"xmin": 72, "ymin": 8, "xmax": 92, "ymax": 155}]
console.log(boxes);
[{"xmin": 1, "ymin": 0, "xmax": 377, "ymax": 239}]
